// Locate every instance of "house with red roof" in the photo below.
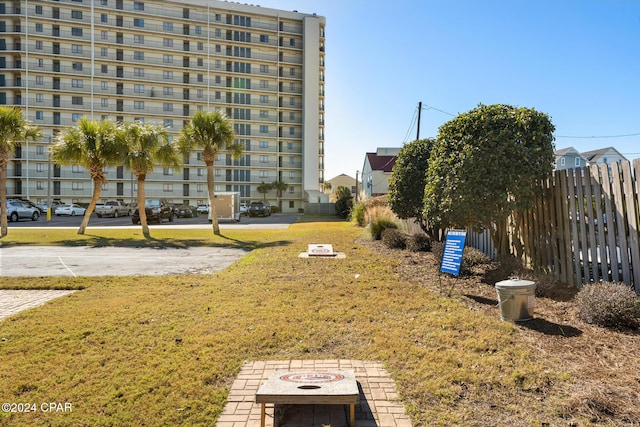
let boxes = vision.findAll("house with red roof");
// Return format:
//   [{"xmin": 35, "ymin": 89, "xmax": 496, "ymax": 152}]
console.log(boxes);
[{"xmin": 361, "ymin": 148, "xmax": 399, "ymax": 198}]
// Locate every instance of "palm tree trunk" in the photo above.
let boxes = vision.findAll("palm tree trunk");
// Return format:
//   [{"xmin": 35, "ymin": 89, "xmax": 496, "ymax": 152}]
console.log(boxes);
[
  {"xmin": 137, "ymin": 177, "xmax": 150, "ymax": 238},
  {"xmin": 206, "ymin": 162, "xmax": 219, "ymax": 235},
  {"xmin": 0, "ymin": 163, "xmax": 8, "ymax": 236},
  {"xmin": 77, "ymin": 179, "xmax": 102, "ymax": 235}
]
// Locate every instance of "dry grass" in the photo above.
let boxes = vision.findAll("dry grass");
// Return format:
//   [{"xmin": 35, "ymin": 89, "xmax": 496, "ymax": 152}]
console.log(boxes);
[
  {"xmin": 0, "ymin": 221, "xmax": 637, "ymax": 426},
  {"xmin": 367, "ymin": 238, "xmax": 640, "ymax": 426}
]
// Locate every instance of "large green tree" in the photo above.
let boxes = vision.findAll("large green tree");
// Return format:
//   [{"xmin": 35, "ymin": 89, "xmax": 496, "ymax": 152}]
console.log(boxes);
[
  {"xmin": 257, "ymin": 181, "xmax": 272, "ymax": 202},
  {"xmin": 388, "ymin": 138, "xmax": 434, "ymax": 236},
  {"xmin": 177, "ymin": 110, "xmax": 241, "ymax": 235},
  {"xmin": 118, "ymin": 121, "xmax": 181, "ymax": 238},
  {"xmin": 0, "ymin": 107, "xmax": 42, "ymax": 236},
  {"xmin": 424, "ymin": 104, "xmax": 555, "ymax": 256},
  {"xmin": 52, "ymin": 117, "xmax": 119, "ymax": 235}
]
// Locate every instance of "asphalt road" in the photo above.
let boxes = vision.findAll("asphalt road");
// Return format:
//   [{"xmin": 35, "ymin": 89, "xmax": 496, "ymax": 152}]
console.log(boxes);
[{"xmin": 1, "ymin": 213, "xmax": 299, "ymax": 277}]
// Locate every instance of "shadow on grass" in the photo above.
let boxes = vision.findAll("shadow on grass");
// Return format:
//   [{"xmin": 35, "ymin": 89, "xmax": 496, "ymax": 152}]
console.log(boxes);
[{"xmin": 464, "ymin": 294, "xmax": 583, "ymax": 337}]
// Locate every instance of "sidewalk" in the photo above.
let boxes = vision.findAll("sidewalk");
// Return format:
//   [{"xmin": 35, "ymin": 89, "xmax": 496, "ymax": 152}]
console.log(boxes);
[
  {"xmin": 217, "ymin": 359, "xmax": 412, "ymax": 427},
  {"xmin": 0, "ymin": 289, "xmax": 76, "ymax": 321}
]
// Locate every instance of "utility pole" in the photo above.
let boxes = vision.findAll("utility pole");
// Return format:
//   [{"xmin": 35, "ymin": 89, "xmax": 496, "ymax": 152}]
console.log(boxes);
[
  {"xmin": 355, "ymin": 170, "xmax": 359, "ymax": 203},
  {"xmin": 416, "ymin": 101, "xmax": 422, "ymax": 141}
]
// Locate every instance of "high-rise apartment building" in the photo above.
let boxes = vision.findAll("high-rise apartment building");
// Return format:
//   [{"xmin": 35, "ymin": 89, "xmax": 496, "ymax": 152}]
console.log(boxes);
[{"xmin": 0, "ymin": 0, "xmax": 326, "ymax": 212}]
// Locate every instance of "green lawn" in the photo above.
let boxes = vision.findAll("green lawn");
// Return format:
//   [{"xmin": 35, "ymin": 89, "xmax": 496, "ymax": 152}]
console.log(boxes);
[{"xmin": 0, "ymin": 221, "xmax": 569, "ymax": 426}]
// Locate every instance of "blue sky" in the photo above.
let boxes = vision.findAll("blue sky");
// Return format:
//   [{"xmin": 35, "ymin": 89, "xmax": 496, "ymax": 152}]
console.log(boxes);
[{"xmin": 253, "ymin": 0, "xmax": 640, "ymax": 179}]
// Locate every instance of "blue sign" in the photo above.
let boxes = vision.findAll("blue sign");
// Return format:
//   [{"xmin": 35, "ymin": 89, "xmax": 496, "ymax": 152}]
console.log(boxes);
[{"xmin": 440, "ymin": 230, "xmax": 467, "ymax": 275}]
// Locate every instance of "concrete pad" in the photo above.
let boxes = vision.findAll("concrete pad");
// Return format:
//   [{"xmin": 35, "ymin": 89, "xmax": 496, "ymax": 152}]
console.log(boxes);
[{"xmin": 0, "ymin": 290, "xmax": 76, "ymax": 321}]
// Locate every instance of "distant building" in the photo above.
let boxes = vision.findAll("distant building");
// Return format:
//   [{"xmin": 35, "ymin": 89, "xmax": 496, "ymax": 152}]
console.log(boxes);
[
  {"xmin": 581, "ymin": 147, "xmax": 628, "ymax": 167},
  {"xmin": 361, "ymin": 147, "xmax": 399, "ymax": 197},
  {"xmin": 554, "ymin": 147, "xmax": 589, "ymax": 170},
  {"xmin": 324, "ymin": 173, "xmax": 357, "ymax": 202}
]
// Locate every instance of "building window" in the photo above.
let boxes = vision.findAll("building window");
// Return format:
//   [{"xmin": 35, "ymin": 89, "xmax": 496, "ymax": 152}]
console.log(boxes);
[
  {"xmin": 289, "ymin": 171, "xmax": 295, "ymax": 179},
  {"xmin": 101, "ymin": 98, "xmax": 108, "ymax": 107},
  {"xmin": 260, "ymin": 80, "xmax": 268, "ymax": 88},
  {"xmin": 72, "ymin": 113, "xmax": 82, "ymax": 122},
  {"xmin": 134, "ymin": 101, "xmax": 144, "ymax": 109},
  {"xmin": 260, "ymin": 64, "xmax": 268, "ymax": 73},
  {"xmin": 35, "ymin": 23, "xmax": 43, "ymax": 32},
  {"xmin": 72, "ymin": 165, "xmax": 84, "ymax": 173},
  {"xmin": 575, "ymin": 157, "xmax": 581, "ymax": 167},
  {"xmin": 164, "ymin": 119, "xmax": 173, "ymax": 128},
  {"xmin": 35, "ymin": 5, "xmax": 43, "ymax": 14},
  {"xmin": 163, "ymin": 54, "xmax": 173, "ymax": 63},
  {"xmin": 163, "ymin": 87, "xmax": 173, "ymax": 95},
  {"xmin": 71, "ymin": 45, "xmax": 83, "ymax": 53},
  {"xmin": 72, "ymin": 96, "xmax": 83, "ymax": 105},
  {"xmin": 72, "ymin": 28, "xmax": 83, "ymax": 36},
  {"xmin": 101, "ymin": 31, "xmax": 108, "ymax": 40},
  {"xmin": 197, "ymin": 58, "xmax": 203, "ymax": 67},
  {"xmin": 134, "ymin": 51, "xmax": 144, "ymax": 60},
  {"xmin": 560, "ymin": 158, "xmax": 565, "ymax": 166},
  {"xmin": 163, "ymin": 71, "xmax": 173, "ymax": 79},
  {"xmin": 195, "ymin": 25, "xmax": 201, "ymax": 35},
  {"xmin": 101, "ymin": 81, "xmax": 108, "ymax": 90},
  {"xmin": 259, "ymin": 155, "xmax": 268, "ymax": 163},
  {"xmin": 133, "ymin": 1, "xmax": 144, "ymax": 10},
  {"xmin": 134, "ymin": 84, "xmax": 144, "ymax": 93},
  {"xmin": 72, "ymin": 10, "xmax": 83, "ymax": 19},
  {"xmin": 101, "ymin": 47, "xmax": 108, "ymax": 56},
  {"xmin": 163, "ymin": 167, "xmax": 173, "ymax": 175},
  {"xmin": 198, "ymin": 42, "xmax": 204, "ymax": 51},
  {"xmin": 35, "ymin": 76, "xmax": 43, "ymax": 85},
  {"xmin": 260, "ymin": 95, "xmax": 268, "ymax": 103},
  {"xmin": 101, "ymin": 64, "xmax": 108, "ymax": 73},
  {"xmin": 259, "ymin": 141, "xmax": 268, "ymax": 148},
  {"xmin": 72, "ymin": 79, "xmax": 83, "ymax": 88},
  {"xmin": 290, "ymin": 38, "xmax": 295, "ymax": 47},
  {"xmin": 35, "ymin": 40, "xmax": 43, "ymax": 50},
  {"xmin": 163, "ymin": 22, "xmax": 173, "ymax": 31},
  {"xmin": 197, "ymin": 74, "xmax": 203, "ymax": 82},
  {"xmin": 101, "ymin": 13, "xmax": 108, "ymax": 23},
  {"xmin": 163, "ymin": 103, "xmax": 173, "ymax": 111},
  {"xmin": 134, "ymin": 18, "xmax": 144, "ymax": 27},
  {"xmin": 72, "ymin": 62, "xmax": 83, "ymax": 70},
  {"xmin": 259, "ymin": 170, "xmax": 268, "ymax": 178},
  {"xmin": 35, "ymin": 58, "xmax": 44, "ymax": 67},
  {"xmin": 72, "ymin": 182, "xmax": 84, "ymax": 190},
  {"xmin": 260, "ymin": 34, "xmax": 269, "ymax": 43},
  {"xmin": 163, "ymin": 38, "xmax": 173, "ymax": 47},
  {"xmin": 259, "ymin": 125, "xmax": 268, "ymax": 133},
  {"xmin": 134, "ymin": 35, "xmax": 144, "ymax": 44},
  {"xmin": 290, "ymin": 67, "xmax": 295, "ymax": 76},
  {"xmin": 134, "ymin": 68, "xmax": 144, "ymax": 76},
  {"xmin": 35, "ymin": 111, "xmax": 43, "ymax": 120},
  {"xmin": 259, "ymin": 110, "xmax": 268, "ymax": 118},
  {"xmin": 36, "ymin": 93, "xmax": 43, "ymax": 102}
]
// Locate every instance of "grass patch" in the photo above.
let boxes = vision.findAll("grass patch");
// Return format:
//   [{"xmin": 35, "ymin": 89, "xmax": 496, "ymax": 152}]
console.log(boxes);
[{"xmin": 0, "ymin": 222, "xmax": 568, "ymax": 426}]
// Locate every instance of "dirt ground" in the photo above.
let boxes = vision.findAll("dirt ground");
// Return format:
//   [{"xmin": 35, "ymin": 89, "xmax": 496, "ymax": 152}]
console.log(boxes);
[{"xmin": 363, "ymin": 239, "xmax": 640, "ymax": 425}]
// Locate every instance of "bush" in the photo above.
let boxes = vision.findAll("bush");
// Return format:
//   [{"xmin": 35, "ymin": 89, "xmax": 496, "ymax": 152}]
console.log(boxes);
[
  {"xmin": 335, "ymin": 196, "xmax": 353, "ymax": 219},
  {"xmin": 350, "ymin": 202, "xmax": 366, "ymax": 227},
  {"xmin": 460, "ymin": 247, "xmax": 492, "ymax": 276},
  {"xmin": 406, "ymin": 233, "xmax": 432, "ymax": 252},
  {"xmin": 381, "ymin": 228, "xmax": 406, "ymax": 249},
  {"xmin": 575, "ymin": 282, "xmax": 640, "ymax": 329},
  {"xmin": 369, "ymin": 217, "xmax": 398, "ymax": 240},
  {"xmin": 270, "ymin": 205, "xmax": 280, "ymax": 214}
]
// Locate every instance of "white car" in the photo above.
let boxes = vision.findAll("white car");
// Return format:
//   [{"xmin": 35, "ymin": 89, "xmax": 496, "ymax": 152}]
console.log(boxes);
[
  {"xmin": 196, "ymin": 204, "xmax": 209, "ymax": 214},
  {"xmin": 55, "ymin": 204, "xmax": 87, "ymax": 216}
]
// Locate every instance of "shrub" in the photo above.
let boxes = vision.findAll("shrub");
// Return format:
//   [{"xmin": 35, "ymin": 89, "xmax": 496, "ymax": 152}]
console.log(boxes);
[
  {"xmin": 574, "ymin": 282, "xmax": 640, "ymax": 329},
  {"xmin": 270, "ymin": 205, "xmax": 280, "ymax": 214},
  {"xmin": 460, "ymin": 247, "xmax": 492, "ymax": 276},
  {"xmin": 335, "ymin": 196, "xmax": 353, "ymax": 219},
  {"xmin": 381, "ymin": 228, "xmax": 406, "ymax": 249},
  {"xmin": 369, "ymin": 217, "xmax": 398, "ymax": 240},
  {"xmin": 350, "ymin": 202, "xmax": 366, "ymax": 227},
  {"xmin": 406, "ymin": 233, "xmax": 432, "ymax": 252}
]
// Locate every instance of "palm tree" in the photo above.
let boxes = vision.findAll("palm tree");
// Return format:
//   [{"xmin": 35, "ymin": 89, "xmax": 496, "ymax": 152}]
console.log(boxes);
[
  {"xmin": 177, "ymin": 110, "xmax": 240, "ymax": 235},
  {"xmin": 52, "ymin": 118, "xmax": 121, "ymax": 235},
  {"xmin": 0, "ymin": 107, "xmax": 42, "ymax": 236},
  {"xmin": 118, "ymin": 121, "xmax": 181, "ymax": 238},
  {"xmin": 257, "ymin": 181, "xmax": 273, "ymax": 202},
  {"xmin": 272, "ymin": 180, "xmax": 288, "ymax": 212}
]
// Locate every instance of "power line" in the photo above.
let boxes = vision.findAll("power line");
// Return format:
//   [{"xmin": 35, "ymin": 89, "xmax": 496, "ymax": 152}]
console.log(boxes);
[{"xmin": 556, "ymin": 132, "xmax": 640, "ymax": 139}]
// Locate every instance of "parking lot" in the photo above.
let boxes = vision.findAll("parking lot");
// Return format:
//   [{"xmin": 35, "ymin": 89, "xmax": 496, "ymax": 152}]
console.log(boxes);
[
  {"xmin": 1, "ymin": 213, "xmax": 299, "ymax": 277},
  {"xmin": 6, "ymin": 211, "xmax": 299, "ymax": 229}
]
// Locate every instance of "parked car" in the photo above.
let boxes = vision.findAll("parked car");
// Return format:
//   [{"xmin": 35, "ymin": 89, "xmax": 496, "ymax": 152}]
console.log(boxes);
[
  {"xmin": 175, "ymin": 205, "xmax": 197, "ymax": 218},
  {"xmin": 248, "ymin": 201, "xmax": 271, "ymax": 217},
  {"xmin": 36, "ymin": 200, "xmax": 64, "ymax": 213},
  {"xmin": 55, "ymin": 204, "xmax": 87, "ymax": 216},
  {"xmin": 240, "ymin": 202, "xmax": 248, "ymax": 216},
  {"xmin": 131, "ymin": 199, "xmax": 174, "ymax": 224},
  {"xmin": 196, "ymin": 204, "xmax": 209, "ymax": 214},
  {"xmin": 5, "ymin": 200, "xmax": 40, "ymax": 222},
  {"xmin": 94, "ymin": 200, "xmax": 130, "ymax": 218}
]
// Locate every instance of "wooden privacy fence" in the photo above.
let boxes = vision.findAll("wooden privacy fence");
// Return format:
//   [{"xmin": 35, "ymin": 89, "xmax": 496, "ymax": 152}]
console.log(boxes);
[{"xmin": 469, "ymin": 159, "xmax": 640, "ymax": 293}]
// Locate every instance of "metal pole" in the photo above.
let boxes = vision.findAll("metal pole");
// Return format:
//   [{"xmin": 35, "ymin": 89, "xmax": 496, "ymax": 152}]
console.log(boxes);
[
  {"xmin": 355, "ymin": 170, "xmax": 359, "ymax": 203},
  {"xmin": 416, "ymin": 101, "xmax": 422, "ymax": 141}
]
